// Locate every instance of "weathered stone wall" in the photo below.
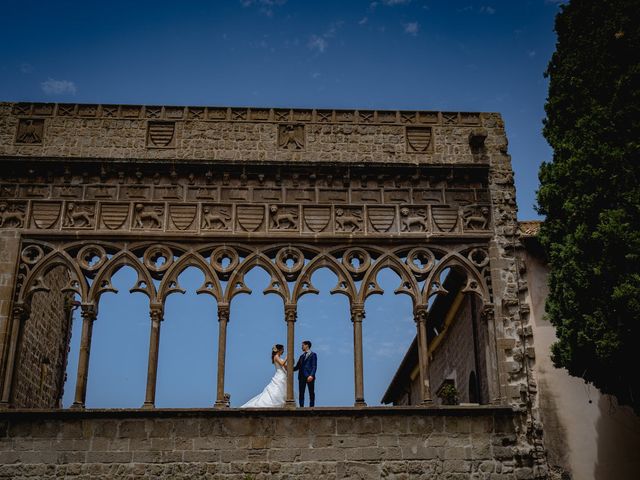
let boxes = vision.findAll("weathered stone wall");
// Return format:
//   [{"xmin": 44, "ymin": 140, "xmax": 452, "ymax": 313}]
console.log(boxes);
[
  {"xmin": 11, "ymin": 266, "xmax": 71, "ymax": 409},
  {"xmin": 428, "ymin": 296, "xmax": 485, "ymax": 405},
  {"xmin": 0, "ymin": 101, "xmax": 548, "ymax": 477},
  {"xmin": 0, "ymin": 103, "xmax": 506, "ymax": 165},
  {"xmin": 0, "ymin": 231, "xmax": 21, "ymax": 393},
  {"xmin": 0, "ymin": 408, "xmax": 528, "ymax": 479}
]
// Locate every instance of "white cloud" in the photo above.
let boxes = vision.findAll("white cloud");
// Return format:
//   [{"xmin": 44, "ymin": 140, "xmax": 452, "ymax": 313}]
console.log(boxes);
[
  {"xmin": 459, "ymin": 5, "xmax": 496, "ymax": 14},
  {"xmin": 41, "ymin": 78, "xmax": 77, "ymax": 95},
  {"xmin": 382, "ymin": 0, "xmax": 410, "ymax": 5},
  {"xmin": 308, "ymin": 35, "xmax": 328, "ymax": 53},
  {"xmin": 358, "ymin": 16, "xmax": 368, "ymax": 25},
  {"xmin": 528, "ymin": 50, "xmax": 537, "ymax": 58},
  {"xmin": 307, "ymin": 21, "xmax": 344, "ymax": 54},
  {"xmin": 404, "ymin": 22, "xmax": 419, "ymax": 36},
  {"xmin": 240, "ymin": 0, "xmax": 287, "ymax": 16}
]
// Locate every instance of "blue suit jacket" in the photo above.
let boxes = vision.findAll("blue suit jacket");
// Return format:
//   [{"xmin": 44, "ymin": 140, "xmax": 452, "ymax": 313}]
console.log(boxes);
[{"xmin": 294, "ymin": 351, "xmax": 317, "ymax": 380}]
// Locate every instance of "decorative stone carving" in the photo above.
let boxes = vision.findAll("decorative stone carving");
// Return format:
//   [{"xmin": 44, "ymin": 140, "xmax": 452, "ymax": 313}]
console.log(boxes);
[
  {"xmin": 146, "ymin": 122, "xmax": 175, "ymax": 148},
  {"xmin": 335, "ymin": 207, "xmax": 363, "ymax": 233},
  {"xmin": 461, "ymin": 204, "xmax": 491, "ymax": 231},
  {"xmin": 302, "ymin": 207, "xmax": 331, "ymax": 233},
  {"xmin": 168, "ymin": 204, "xmax": 197, "ymax": 231},
  {"xmin": 431, "ymin": 205, "xmax": 459, "ymax": 232},
  {"xmin": 100, "ymin": 203, "xmax": 130, "ymax": 230},
  {"xmin": 400, "ymin": 207, "xmax": 429, "ymax": 233},
  {"xmin": 406, "ymin": 248, "xmax": 435, "ymax": 278},
  {"xmin": 63, "ymin": 202, "xmax": 95, "ymax": 228},
  {"xmin": 0, "ymin": 201, "xmax": 26, "ymax": 228},
  {"xmin": 278, "ymin": 124, "xmax": 305, "ymax": 150},
  {"xmin": 31, "ymin": 202, "xmax": 62, "ymax": 229},
  {"xmin": 236, "ymin": 205, "xmax": 265, "ymax": 232},
  {"xmin": 15, "ymin": 119, "xmax": 44, "ymax": 144},
  {"xmin": 343, "ymin": 248, "xmax": 371, "ymax": 278},
  {"xmin": 269, "ymin": 205, "xmax": 299, "ymax": 230},
  {"xmin": 368, "ymin": 207, "xmax": 396, "ymax": 233},
  {"xmin": 20, "ymin": 245, "xmax": 44, "ymax": 265},
  {"xmin": 468, "ymin": 247, "xmax": 490, "ymax": 268},
  {"xmin": 442, "ymin": 112, "xmax": 458, "ymax": 124},
  {"xmin": 200, "ymin": 205, "xmax": 232, "ymax": 231},
  {"xmin": 406, "ymin": 127, "xmax": 432, "ymax": 153},
  {"xmin": 133, "ymin": 203, "xmax": 164, "ymax": 229},
  {"xmin": 77, "ymin": 245, "xmax": 108, "ymax": 272}
]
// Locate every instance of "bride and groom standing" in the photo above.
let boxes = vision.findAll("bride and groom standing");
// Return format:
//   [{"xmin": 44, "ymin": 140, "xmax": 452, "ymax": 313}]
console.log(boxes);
[{"xmin": 240, "ymin": 340, "xmax": 317, "ymax": 408}]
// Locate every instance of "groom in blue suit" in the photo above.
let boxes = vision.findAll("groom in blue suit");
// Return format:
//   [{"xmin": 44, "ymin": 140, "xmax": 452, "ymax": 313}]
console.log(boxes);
[{"xmin": 293, "ymin": 340, "xmax": 317, "ymax": 407}]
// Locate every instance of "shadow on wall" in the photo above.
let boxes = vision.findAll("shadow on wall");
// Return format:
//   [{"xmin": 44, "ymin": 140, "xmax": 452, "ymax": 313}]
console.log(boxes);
[{"xmin": 594, "ymin": 395, "xmax": 640, "ymax": 480}]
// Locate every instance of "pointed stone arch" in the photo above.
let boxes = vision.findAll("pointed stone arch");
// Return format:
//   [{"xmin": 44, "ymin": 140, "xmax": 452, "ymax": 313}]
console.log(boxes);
[
  {"xmin": 422, "ymin": 251, "xmax": 490, "ymax": 305},
  {"xmin": 89, "ymin": 250, "xmax": 156, "ymax": 304},
  {"xmin": 18, "ymin": 249, "xmax": 86, "ymax": 304},
  {"xmin": 157, "ymin": 251, "xmax": 221, "ymax": 303},
  {"xmin": 292, "ymin": 252, "xmax": 356, "ymax": 304},
  {"xmin": 358, "ymin": 252, "xmax": 419, "ymax": 306}
]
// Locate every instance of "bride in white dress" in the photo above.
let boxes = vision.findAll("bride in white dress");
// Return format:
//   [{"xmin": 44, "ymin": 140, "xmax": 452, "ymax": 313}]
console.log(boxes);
[{"xmin": 240, "ymin": 344, "xmax": 287, "ymax": 408}]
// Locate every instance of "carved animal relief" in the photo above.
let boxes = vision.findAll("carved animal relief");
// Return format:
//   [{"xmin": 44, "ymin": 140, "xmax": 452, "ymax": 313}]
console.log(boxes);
[
  {"xmin": 335, "ymin": 207, "xmax": 363, "ymax": 233},
  {"xmin": 278, "ymin": 124, "xmax": 305, "ymax": 150},
  {"xmin": 269, "ymin": 205, "xmax": 299, "ymax": 231},
  {"xmin": 0, "ymin": 202, "xmax": 25, "ymax": 228},
  {"xmin": 63, "ymin": 202, "xmax": 95, "ymax": 228},
  {"xmin": 15, "ymin": 119, "xmax": 44, "ymax": 144}
]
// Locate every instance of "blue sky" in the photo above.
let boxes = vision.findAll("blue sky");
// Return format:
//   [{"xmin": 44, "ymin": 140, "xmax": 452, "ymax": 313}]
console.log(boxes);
[{"xmin": 1, "ymin": 0, "xmax": 564, "ymax": 407}]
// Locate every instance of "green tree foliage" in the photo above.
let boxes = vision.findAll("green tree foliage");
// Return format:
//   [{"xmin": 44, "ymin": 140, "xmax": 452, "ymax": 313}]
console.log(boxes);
[{"xmin": 537, "ymin": 0, "xmax": 640, "ymax": 413}]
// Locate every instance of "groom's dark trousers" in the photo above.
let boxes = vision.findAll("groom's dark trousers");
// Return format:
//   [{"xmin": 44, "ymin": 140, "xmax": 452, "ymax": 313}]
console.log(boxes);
[{"xmin": 294, "ymin": 351, "xmax": 317, "ymax": 407}]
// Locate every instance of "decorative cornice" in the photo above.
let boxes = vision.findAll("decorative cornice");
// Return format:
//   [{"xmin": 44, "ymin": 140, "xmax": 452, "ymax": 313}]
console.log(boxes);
[{"xmin": 5, "ymin": 102, "xmax": 488, "ymax": 127}]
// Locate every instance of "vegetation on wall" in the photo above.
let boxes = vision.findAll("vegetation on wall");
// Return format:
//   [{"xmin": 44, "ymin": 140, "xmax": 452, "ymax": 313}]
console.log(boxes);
[{"xmin": 537, "ymin": 0, "xmax": 640, "ymax": 413}]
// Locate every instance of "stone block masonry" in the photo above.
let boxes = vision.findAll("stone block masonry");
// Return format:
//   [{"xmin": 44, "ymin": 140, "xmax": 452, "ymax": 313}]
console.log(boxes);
[
  {"xmin": 0, "ymin": 103, "xmax": 505, "ymax": 166},
  {"xmin": 0, "ymin": 407, "xmax": 532, "ymax": 479},
  {"xmin": 0, "ymin": 101, "xmax": 549, "ymax": 478},
  {"xmin": 11, "ymin": 266, "xmax": 71, "ymax": 408}
]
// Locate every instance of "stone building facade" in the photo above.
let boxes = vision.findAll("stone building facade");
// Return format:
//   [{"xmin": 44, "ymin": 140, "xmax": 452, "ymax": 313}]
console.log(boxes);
[
  {"xmin": 382, "ymin": 270, "xmax": 489, "ymax": 408},
  {"xmin": 0, "ymin": 102, "xmax": 549, "ymax": 478}
]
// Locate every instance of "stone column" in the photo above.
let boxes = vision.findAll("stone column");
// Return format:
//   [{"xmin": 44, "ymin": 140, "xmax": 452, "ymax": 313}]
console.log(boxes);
[
  {"xmin": 285, "ymin": 304, "xmax": 297, "ymax": 408},
  {"xmin": 71, "ymin": 303, "xmax": 97, "ymax": 409},
  {"xmin": 142, "ymin": 303, "xmax": 163, "ymax": 408},
  {"xmin": 0, "ymin": 304, "xmax": 29, "ymax": 407},
  {"xmin": 0, "ymin": 231, "xmax": 21, "ymax": 396},
  {"xmin": 414, "ymin": 304, "xmax": 432, "ymax": 404},
  {"xmin": 481, "ymin": 303, "xmax": 504, "ymax": 404},
  {"xmin": 351, "ymin": 303, "xmax": 366, "ymax": 407},
  {"xmin": 214, "ymin": 303, "xmax": 230, "ymax": 408}
]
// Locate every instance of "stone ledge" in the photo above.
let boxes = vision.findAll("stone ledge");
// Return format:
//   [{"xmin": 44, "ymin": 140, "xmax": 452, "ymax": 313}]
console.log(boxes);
[{"xmin": 0, "ymin": 405, "xmax": 515, "ymax": 420}]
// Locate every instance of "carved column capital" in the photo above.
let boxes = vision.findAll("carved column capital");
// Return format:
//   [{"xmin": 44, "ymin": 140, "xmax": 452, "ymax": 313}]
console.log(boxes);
[
  {"xmin": 218, "ymin": 304, "xmax": 230, "ymax": 323},
  {"xmin": 80, "ymin": 303, "xmax": 97, "ymax": 322},
  {"xmin": 149, "ymin": 304, "xmax": 164, "ymax": 323},
  {"xmin": 11, "ymin": 303, "xmax": 29, "ymax": 321},
  {"xmin": 351, "ymin": 303, "xmax": 365, "ymax": 323},
  {"xmin": 284, "ymin": 304, "xmax": 297, "ymax": 323},
  {"xmin": 480, "ymin": 303, "xmax": 495, "ymax": 322},
  {"xmin": 413, "ymin": 304, "xmax": 428, "ymax": 324}
]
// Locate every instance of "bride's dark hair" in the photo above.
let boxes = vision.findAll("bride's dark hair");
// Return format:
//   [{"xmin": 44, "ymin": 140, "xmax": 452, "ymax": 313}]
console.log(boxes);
[{"xmin": 271, "ymin": 344, "xmax": 284, "ymax": 363}]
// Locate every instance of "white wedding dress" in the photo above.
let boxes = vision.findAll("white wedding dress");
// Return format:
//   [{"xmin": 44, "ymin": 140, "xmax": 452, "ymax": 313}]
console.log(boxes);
[{"xmin": 240, "ymin": 362, "xmax": 286, "ymax": 408}]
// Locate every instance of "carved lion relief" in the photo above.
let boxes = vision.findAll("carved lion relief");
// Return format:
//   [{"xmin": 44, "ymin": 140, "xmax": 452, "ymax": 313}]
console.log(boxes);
[{"xmin": 335, "ymin": 207, "xmax": 363, "ymax": 233}]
